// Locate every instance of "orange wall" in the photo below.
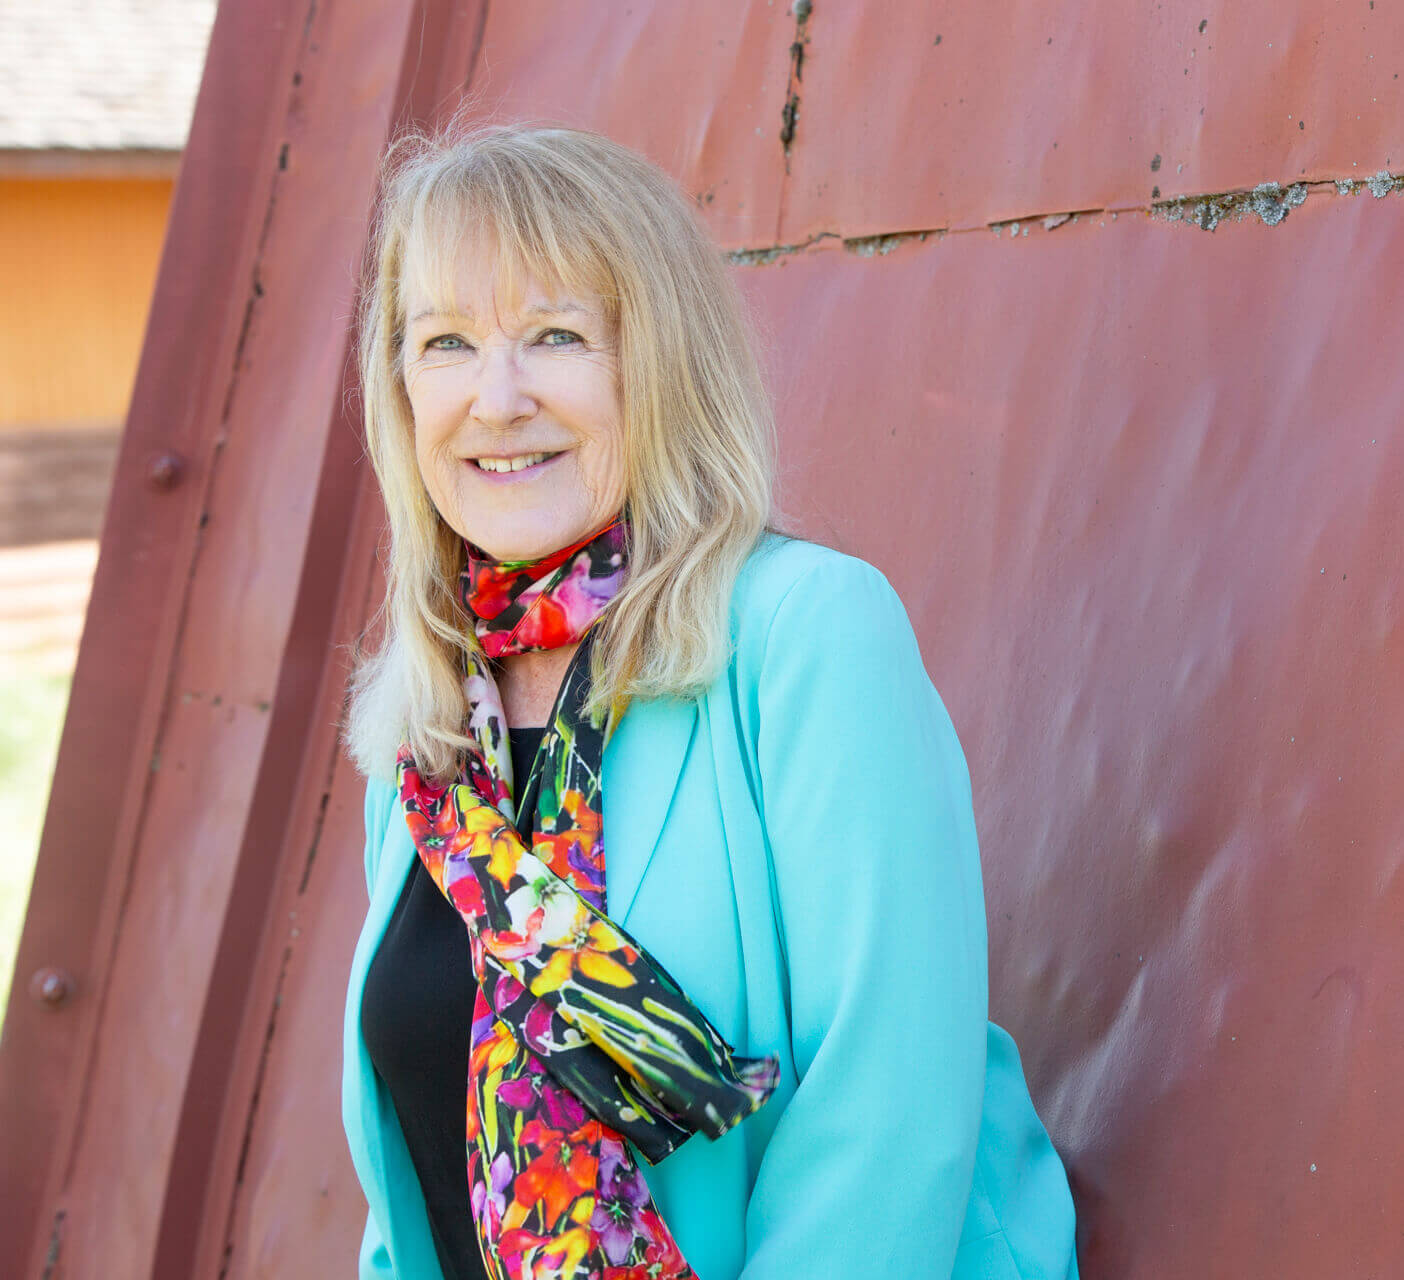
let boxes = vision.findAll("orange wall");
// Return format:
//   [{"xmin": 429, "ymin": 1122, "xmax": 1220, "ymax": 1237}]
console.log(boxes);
[{"xmin": 0, "ymin": 178, "xmax": 173, "ymax": 427}]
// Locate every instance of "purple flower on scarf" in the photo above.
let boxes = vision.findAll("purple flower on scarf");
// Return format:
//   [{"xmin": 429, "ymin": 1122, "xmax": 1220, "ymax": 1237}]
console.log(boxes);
[
  {"xmin": 590, "ymin": 1137, "xmax": 654, "ymax": 1263},
  {"xmin": 469, "ymin": 1004, "xmax": 497, "ymax": 1049},
  {"xmin": 555, "ymin": 553, "xmax": 626, "ymax": 618},
  {"xmin": 566, "ymin": 836, "xmax": 606, "ymax": 904},
  {"xmin": 486, "ymin": 968, "xmax": 527, "ymax": 1009},
  {"xmin": 496, "ymin": 1074, "xmax": 539, "ymax": 1110},
  {"xmin": 471, "ymin": 1150, "xmax": 514, "ymax": 1231},
  {"xmin": 539, "ymin": 1078, "xmax": 588, "ymax": 1132},
  {"xmin": 524, "ymin": 999, "xmax": 557, "ymax": 1055}
]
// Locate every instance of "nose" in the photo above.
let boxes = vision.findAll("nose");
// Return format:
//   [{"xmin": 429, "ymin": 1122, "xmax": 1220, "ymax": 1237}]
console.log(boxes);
[{"xmin": 469, "ymin": 344, "xmax": 536, "ymax": 432}]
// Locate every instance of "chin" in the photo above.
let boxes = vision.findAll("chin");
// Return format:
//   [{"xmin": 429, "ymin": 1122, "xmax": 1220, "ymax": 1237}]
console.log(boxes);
[{"xmin": 471, "ymin": 522, "xmax": 588, "ymax": 562}]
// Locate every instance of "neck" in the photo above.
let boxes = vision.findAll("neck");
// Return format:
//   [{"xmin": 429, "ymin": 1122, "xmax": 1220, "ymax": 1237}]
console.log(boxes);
[{"xmin": 495, "ymin": 645, "xmax": 579, "ymax": 728}]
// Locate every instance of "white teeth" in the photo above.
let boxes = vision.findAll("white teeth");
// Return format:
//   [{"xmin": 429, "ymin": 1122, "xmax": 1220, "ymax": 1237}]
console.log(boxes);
[{"xmin": 474, "ymin": 452, "xmax": 552, "ymax": 473}]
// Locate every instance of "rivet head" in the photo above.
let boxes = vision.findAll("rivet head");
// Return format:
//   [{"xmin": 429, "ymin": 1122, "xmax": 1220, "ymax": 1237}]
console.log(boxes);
[
  {"xmin": 30, "ymin": 968, "xmax": 73, "ymax": 1008},
  {"xmin": 148, "ymin": 452, "xmax": 184, "ymax": 489}
]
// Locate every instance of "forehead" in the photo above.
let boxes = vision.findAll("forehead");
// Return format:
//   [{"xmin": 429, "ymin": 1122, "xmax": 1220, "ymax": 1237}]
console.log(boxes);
[{"xmin": 399, "ymin": 217, "xmax": 604, "ymax": 324}]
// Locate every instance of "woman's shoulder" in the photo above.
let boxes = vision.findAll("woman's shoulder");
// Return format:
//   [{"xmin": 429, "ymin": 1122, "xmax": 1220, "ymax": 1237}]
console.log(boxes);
[
  {"xmin": 732, "ymin": 531, "xmax": 898, "ymax": 625},
  {"xmin": 730, "ymin": 532, "xmax": 915, "ymax": 657}
]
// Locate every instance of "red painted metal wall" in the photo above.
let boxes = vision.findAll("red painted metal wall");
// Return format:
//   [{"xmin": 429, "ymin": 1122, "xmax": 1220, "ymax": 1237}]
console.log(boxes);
[{"xmin": 4, "ymin": 2, "xmax": 1402, "ymax": 1276}]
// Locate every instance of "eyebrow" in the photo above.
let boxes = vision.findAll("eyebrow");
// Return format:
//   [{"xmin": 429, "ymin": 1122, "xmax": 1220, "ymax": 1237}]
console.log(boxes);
[{"xmin": 407, "ymin": 303, "xmax": 593, "ymax": 326}]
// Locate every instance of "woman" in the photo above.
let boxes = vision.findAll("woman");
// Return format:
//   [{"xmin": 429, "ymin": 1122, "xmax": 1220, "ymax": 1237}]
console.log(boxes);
[{"xmin": 341, "ymin": 121, "xmax": 1078, "ymax": 1280}]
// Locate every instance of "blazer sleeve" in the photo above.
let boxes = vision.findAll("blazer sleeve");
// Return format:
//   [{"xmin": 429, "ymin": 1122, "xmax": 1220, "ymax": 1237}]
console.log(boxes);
[
  {"xmin": 359, "ymin": 1210, "xmax": 396, "ymax": 1280},
  {"xmin": 739, "ymin": 555, "xmax": 989, "ymax": 1277},
  {"xmin": 363, "ymin": 776, "xmax": 396, "ymax": 900},
  {"xmin": 356, "ymin": 777, "xmax": 400, "ymax": 1279}
]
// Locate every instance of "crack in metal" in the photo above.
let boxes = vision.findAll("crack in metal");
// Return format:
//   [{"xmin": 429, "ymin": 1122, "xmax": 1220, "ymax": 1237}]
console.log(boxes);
[
  {"xmin": 1154, "ymin": 178, "xmax": 1291, "ymax": 230},
  {"xmin": 844, "ymin": 231, "xmax": 937, "ymax": 257},
  {"xmin": 779, "ymin": 0, "xmax": 812, "ymax": 174},
  {"xmin": 729, "ymin": 169, "xmax": 1404, "ymax": 264},
  {"xmin": 1151, "ymin": 170, "xmax": 1401, "ymax": 229},
  {"xmin": 218, "ymin": 19, "xmax": 323, "ymax": 429},
  {"xmin": 216, "ymin": 945, "xmax": 292, "ymax": 1280},
  {"xmin": 296, "ymin": 790, "xmax": 332, "ymax": 895},
  {"xmin": 39, "ymin": 1209, "xmax": 66, "ymax": 1280},
  {"xmin": 727, "ymin": 229, "xmax": 838, "ymax": 265}
]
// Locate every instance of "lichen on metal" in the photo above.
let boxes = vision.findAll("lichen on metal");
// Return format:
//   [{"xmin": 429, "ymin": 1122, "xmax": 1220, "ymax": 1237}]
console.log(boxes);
[
  {"xmin": 1152, "ymin": 180, "xmax": 1311, "ymax": 231},
  {"xmin": 843, "ymin": 230, "xmax": 933, "ymax": 257},
  {"xmin": 726, "ymin": 236, "xmax": 821, "ymax": 266},
  {"xmin": 1249, "ymin": 181, "xmax": 1309, "ymax": 226},
  {"xmin": 1366, "ymin": 169, "xmax": 1401, "ymax": 197}
]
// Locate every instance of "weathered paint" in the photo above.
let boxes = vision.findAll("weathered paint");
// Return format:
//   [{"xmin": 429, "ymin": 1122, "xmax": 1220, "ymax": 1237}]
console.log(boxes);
[{"xmin": 2, "ymin": 2, "xmax": 1401, "ymax": 1277}]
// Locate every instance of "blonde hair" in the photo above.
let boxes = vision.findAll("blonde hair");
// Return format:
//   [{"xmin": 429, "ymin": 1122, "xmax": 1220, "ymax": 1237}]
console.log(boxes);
[{"xmin": 344, "ymin": 120, "xmax": 777, "ymax": 781}]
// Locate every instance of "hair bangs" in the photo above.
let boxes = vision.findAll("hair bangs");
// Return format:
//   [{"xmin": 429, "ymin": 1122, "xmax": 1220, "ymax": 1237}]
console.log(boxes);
[{"xmin": 398, "ymin": 153, "xmax": 619, "ymax": 341}]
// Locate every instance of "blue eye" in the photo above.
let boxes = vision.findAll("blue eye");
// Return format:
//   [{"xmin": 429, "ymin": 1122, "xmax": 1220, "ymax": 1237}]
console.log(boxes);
[
  {"xmin": 425, "ymin": 334, "xmax": 467, "ymax": 352},
  {"xmin": 540, "ymin": 329, "xmax": 583, "ymax": 347}
]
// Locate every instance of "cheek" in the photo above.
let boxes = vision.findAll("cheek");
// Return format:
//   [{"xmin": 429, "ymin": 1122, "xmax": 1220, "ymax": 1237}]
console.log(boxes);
[
  {"xmin": 405, "ymin": 378, "xmax": 457, "ymax": 466},
  {"xmin": 584, "ymin": 378, "xmax": 626, "ymax": 485},
  {"xmin": 408, "ymin": 421, "xmax": 461, "ymax": 518},
  {"xmin": 583, "ymin": 447, "xmax": 626, "ymax": 520},
  {"xmin": 404, "ymin": 383, "xmax": 433, "ymax": 437},
  {"xmin": 576, "ymin": 415, "xmax": 627, "ymax": 504},
  {"xmin": 411, "ymin": 423, "xmax": 436, "ymax": 486}
]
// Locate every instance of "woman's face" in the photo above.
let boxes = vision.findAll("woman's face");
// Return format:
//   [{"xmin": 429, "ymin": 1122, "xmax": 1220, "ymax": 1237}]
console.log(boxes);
[{"xmin": 401, "ymin": 233, "xmax": 626, "ymax": 562}]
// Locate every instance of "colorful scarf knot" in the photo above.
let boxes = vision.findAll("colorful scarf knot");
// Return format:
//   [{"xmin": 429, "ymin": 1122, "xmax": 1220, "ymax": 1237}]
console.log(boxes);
[
  {"xmin": 459, "ymin": 517, "xmax": 628, "ymax": 659},
  {"xmin": 398, "ymin": 517, "xmax": 779, "ymax": 1280}
]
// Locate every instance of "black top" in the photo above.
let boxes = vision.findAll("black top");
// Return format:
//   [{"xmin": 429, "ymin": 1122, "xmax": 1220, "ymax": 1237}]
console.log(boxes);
[{"xmin": 361, "ymin": 725, "xmax": 545, "ymax": 1280}]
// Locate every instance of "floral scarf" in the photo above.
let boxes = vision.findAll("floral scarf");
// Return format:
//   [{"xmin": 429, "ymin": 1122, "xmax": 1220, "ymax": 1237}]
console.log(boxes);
[{"xmin": 395, "ymin": 518, "xmax": 779, "ymax": 1280}]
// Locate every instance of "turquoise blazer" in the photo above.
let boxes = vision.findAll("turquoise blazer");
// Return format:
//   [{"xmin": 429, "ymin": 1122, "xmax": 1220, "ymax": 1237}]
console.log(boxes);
[{"xmin": 342, "ymin": 535, "xmax": 1079, "ymax": 1278}]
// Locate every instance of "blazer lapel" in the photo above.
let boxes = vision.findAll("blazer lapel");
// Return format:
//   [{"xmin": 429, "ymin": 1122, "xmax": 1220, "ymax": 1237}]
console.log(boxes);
[
  {"xmin": 361, "ymin": 698, "xmax": 697, "ymax": 952},
  {"xmin": 601, "ymin": 694, "xmax": 699, "ymax": 926},
  {"xmin": 342, "ymin": 801, "xmax": 418, "ymax": 1237}
]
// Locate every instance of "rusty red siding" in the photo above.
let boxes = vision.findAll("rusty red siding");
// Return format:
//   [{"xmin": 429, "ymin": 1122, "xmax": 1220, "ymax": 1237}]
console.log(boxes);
[{"xmin": 3, "ymin": 2, "xmax": 1402, "ymax": 1276}]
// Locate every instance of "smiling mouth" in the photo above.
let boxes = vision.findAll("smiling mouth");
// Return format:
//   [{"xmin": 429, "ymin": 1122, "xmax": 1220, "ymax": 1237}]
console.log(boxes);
[{"xmin": 470, "ymin": 451, "xmax": 562, "ymax": 474}]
